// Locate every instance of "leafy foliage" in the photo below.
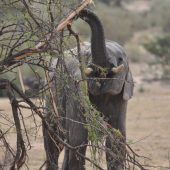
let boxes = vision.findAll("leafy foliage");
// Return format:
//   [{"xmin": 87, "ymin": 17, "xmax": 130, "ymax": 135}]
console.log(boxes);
[
  {"xmin": 144, "ymin": 35, "xmax": 170, "ymax": 64},
  {"xmin": 144, "ymin": 35, "xmax": 170, "ymax": 79},
  {"xmin": 146, "ymin": 0, "xmax": 170, "ymax": 32}
]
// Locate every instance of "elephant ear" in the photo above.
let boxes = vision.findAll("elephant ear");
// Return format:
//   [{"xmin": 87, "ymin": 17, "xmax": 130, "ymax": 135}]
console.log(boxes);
[{"xmin": 123, "ymin": 70, "xmax": 134, "ymax": 100}]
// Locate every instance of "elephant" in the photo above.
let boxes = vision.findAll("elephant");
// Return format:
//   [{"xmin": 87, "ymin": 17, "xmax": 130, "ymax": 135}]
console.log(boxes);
[{"xmin": 43, "ymin": 9, "xmax": 134, "ymax": 170}]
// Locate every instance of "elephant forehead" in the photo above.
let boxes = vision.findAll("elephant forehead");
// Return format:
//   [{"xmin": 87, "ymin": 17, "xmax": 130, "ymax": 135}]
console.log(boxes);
[{"xmin": 106, "ymin": 41, "xmax": 128, "ymax": 66}]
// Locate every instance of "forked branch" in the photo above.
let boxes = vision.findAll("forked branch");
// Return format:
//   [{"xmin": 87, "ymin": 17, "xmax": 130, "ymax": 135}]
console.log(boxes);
[{"xmin": 0, "ymin": 0, "xmax": 92, "ymax": 71}]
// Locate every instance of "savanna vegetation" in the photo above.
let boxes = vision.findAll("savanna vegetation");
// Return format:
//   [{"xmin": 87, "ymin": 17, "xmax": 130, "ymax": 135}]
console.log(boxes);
[{"xmin": 0, "ymin": 0, "xmax": 170, "ymax": 169}]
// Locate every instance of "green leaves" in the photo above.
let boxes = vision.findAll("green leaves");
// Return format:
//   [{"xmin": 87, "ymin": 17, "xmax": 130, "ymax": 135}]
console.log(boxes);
[
  {"xmin": 144, "ymin": 35, "xmax": 170, "ymax": 79},
  {"xmin": 144, "ymin": 35, "xmax": 170, "ymax": 64}
]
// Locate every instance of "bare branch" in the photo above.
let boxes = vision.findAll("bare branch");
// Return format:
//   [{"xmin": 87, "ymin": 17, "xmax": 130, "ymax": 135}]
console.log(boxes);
[
  {"xmin": 21, "ymin": 0, "xmax": 41, "ymax": 28},
  {"xmin": 0, "ymin": 0, "xmax": 92, "ymax": 70}
]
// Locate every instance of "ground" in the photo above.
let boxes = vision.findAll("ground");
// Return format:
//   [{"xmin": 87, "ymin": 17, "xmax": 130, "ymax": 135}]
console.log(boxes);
[
  {"xmin": 0, "ymin": 62, "xmax": 170, "ymax": 170},
  {"xmin": 127, "ymin": 78, "xmax": 170, "ymax": 169}
]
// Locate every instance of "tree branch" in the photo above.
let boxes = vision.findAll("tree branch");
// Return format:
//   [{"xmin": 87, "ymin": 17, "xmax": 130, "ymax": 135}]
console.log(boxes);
[{"xmin": 0, "ymin": 0, "xmax": 92, "ymax": 71}]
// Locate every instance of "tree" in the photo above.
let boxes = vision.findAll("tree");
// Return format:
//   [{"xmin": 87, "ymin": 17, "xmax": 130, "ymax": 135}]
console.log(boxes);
[{"xmin": 0, "ymin": 0, "xmax": 145, "ymax": 169}]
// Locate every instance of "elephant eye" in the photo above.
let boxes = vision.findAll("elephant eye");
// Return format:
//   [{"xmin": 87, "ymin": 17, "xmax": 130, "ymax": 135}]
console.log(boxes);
[{"xmin": 118, "ymin": 57, "xmax": 123, "ymax": 64}]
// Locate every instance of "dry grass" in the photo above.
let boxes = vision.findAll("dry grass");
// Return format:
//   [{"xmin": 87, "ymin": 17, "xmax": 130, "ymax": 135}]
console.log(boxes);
[{"xmin": 127, "ymin": 82, "xmax": 170, "ymax": 169}]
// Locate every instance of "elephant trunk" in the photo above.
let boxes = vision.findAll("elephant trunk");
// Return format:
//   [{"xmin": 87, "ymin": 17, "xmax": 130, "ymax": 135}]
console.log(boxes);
[{"xmin": 79, "ymin": 9, "xmax": 107, "ymax": 67}]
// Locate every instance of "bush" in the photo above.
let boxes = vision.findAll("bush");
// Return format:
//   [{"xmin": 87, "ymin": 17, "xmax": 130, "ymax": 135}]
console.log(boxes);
[
  {"xmin": 125, "ymin": 44, "xmax": 148, "ymax": 63},
  {"xmin": 146, "ymin": 0, "xmax": 170, "ymax": 32},
  {"xmin": 144, "ymin": 35, "xmax": 170, "ymax": 63},
  {"xmin": 144, "ymin": 35, "xmax": 170, "ymax": 79}
]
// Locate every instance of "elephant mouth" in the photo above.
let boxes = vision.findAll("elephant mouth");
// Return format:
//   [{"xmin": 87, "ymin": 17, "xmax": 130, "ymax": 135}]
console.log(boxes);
[
  {"xmin": 85, "ymin": 64, "xmax": 125, "ymax": 96},
  {"xmin": 85, "ymin": 64, "xmax": 125, "ymax": 78}
]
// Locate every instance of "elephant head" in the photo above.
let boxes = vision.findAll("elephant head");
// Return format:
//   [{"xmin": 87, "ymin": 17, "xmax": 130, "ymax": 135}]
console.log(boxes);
[{"xmin": 79, "ymin": 9, "xmax": 133, "ymax": 100}]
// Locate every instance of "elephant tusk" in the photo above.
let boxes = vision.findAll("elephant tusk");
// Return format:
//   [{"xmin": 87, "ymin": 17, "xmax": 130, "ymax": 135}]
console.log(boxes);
[
  {"xmin": 85, "ymin": 67, "xmax": 93, "ymax": 76},
  {"xmin": 111, "ymin": 64, "xmax": 125, "ymax": 74}
]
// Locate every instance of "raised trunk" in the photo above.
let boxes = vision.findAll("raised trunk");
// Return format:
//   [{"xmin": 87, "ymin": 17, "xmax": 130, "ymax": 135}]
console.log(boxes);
[{"xmin": 79, "ymin": 9, "xmax": 107, "ymax": 67}]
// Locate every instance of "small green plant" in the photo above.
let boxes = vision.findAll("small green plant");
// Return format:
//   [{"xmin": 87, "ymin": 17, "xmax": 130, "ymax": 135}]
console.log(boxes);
[{"xmin": 138, "ymin": 86, "xmax": 145, "ymax": 93}]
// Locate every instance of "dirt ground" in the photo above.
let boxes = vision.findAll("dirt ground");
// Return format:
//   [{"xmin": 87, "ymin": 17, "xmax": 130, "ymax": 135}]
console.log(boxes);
[{"xmin": 0, "ymin": 63, "xmax": 170, "ymax": 170}]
